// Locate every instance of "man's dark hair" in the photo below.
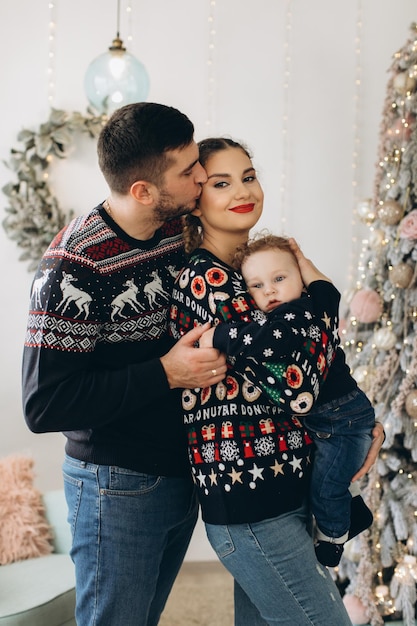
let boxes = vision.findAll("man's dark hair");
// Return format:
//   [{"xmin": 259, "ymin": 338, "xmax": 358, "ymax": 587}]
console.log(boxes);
[{"xmin": 97, "ymin": 102, "xmax": 195, "ymax": 194}]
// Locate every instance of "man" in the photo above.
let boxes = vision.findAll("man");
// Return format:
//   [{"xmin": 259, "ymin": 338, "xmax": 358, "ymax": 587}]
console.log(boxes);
[{"xmin": 22, "ymin": 102, "xmax": 227, "ymax": 626}]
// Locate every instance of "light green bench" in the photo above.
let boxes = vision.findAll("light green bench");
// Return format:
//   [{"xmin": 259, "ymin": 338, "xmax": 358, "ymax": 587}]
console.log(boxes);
[{"xmin": 0, "ymin": 490, "xmax": 75, "ymax": 625}]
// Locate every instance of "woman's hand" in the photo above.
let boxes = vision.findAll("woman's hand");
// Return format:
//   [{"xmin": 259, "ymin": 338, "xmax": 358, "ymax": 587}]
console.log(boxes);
[
  {"xmin": 351, "ymin": 421, "xmax": 385, "ymax": 482},
  {"xmin": 199, "ymin": 326, "xmax": 215, "ymax": 349},
  {"xmin": 289, "ymin": 238, "xmax": 332, "ymax": 287}
]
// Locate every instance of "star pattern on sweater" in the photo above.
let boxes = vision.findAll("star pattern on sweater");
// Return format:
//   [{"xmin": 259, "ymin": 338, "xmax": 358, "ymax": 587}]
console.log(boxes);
[
  {"xmin": 270, "ymin": 459, "xmax": 285, "ymax": 476},
  {"xmin": 289, "ymin": 456, "xmax": 303, "ymax": 473},
  {"xmin": 321, "ymin": 311, "xmax": 331, "ymax": 328},
  {"xmin": 248, "ymin": 463, "xmax": 265, "ymax": 482},
  {"xmin": 228, "ymin": 467, "xmax": 243, "ymax": 484},
  {"xmin": 197, "ymin": 470, "xmax": 207, "ymax": 486},
  {"xmin": 209, "ymin": 468, "xmax": 218, "ymax": 485}
]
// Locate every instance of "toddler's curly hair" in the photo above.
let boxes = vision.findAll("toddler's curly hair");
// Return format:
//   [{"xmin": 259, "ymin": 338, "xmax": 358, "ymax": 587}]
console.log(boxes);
[{"xmin": 233, "ymin": 231, "xmax": 294, "ymax": 270}]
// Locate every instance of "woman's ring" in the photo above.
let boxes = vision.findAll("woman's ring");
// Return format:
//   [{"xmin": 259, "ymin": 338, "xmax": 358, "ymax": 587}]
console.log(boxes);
[{"xmin": 211, "ymin": 369, "xmax": 217, "ymax": 377}]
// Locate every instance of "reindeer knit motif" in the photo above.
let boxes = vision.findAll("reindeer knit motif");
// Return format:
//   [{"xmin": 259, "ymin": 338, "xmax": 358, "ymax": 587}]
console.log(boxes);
[{"xmin": 22, "ymin": 205, "xmax": 190, "ymax": 477}]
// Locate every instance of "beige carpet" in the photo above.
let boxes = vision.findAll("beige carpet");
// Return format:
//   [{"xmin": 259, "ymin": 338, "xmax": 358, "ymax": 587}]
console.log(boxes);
[{"xmin": 160, "ymin": 561, "xmax": 234, "ymax": 626}]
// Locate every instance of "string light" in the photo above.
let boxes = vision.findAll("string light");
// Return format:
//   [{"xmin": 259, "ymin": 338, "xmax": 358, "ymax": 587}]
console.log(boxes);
[
  {"xmin": 206, "ymin": 0, "xmax": 217, "ymax": 133},
  {"xmin": 126, "ymin": 0, "xmax": 133, "ymax": 45},
  {"xmin": 279, "ymin": 0, "xmax": 292, "ymax": 233},
  {"xmin": 347, "ymin": 0, "xmax": 364, "ymax": 288},
  {"xmin": 47, "ymin": 1, "xmax": 56, "ymax": 106}
]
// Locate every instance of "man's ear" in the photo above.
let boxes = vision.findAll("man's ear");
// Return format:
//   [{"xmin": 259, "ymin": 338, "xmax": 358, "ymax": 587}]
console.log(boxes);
[{"xmin": 130, "ymin": 180, "xmax": 157, "ymax": 206}]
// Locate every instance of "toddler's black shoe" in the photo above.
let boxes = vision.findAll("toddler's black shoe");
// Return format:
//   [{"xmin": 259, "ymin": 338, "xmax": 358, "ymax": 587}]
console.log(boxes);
[
  {"xmin": 314, "ymin": 540, "xmax": 344, "ymax": 567},
  {"xmin": 348, "ymin": 495, "xmax": 373, "ymax": 540}
]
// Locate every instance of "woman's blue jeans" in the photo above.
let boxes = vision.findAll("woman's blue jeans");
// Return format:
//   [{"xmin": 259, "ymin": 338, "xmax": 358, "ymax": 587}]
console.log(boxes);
[
  {"xmin": 63, "ymin": 455, "xmax": 198, "ymax": 626},
  {"xmin": 304, "ymin": 388, "xmax": 375, "ymax": 539},
  {"xmin": 206, "ymin": 504, "xmax": 352, "ymax": 626}
]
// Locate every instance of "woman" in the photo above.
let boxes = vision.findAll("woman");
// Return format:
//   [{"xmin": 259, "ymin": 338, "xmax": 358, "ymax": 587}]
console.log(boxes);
[{"xmin": 169, "ymin": 137, "xmax": 382, "ymax": 625}]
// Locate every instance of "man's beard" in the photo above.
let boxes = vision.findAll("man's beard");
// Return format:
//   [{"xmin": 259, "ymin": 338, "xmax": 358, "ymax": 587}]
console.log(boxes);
[{"xmin": 153, "ymin": 190, "xmax": 197, "ymax": 222}]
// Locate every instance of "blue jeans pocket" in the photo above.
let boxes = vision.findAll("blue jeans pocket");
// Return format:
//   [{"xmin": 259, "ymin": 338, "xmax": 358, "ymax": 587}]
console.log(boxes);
[
  {"xmin": 62, "ymin": 462, "xmax": 83, "ymax": 534},
  {"xmin": 105, "ymin": 467, "xmax": 161, "ymax": 494},
  {"xmin": 205, "ymin": 523, "xmax": 236, "ymax": 558}
]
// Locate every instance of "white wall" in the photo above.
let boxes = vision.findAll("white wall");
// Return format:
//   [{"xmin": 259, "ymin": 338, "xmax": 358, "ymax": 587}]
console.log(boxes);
[{"xmin": 0, "ymin": 0, "xmax": 415, "ymax": 560}]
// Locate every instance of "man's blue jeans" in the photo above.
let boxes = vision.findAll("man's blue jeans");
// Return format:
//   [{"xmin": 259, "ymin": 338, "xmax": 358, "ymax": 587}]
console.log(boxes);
[
  {"xmin": 63, "ymin": 455, "xmax": 198, "ymax": 626},
  {"xmin": 206, "ymin": 504, "xmax": 352, "ymax": 625},
  {"xmin": 304, "ymin": 388, "xmax": 375, "ymax": 539}
]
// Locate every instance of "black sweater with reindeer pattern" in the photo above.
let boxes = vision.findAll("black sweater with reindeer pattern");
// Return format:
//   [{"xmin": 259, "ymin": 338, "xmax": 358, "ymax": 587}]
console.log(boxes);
[{"xmin": 22, "ymin": 205, "xmax": 190, "ymax": 477}]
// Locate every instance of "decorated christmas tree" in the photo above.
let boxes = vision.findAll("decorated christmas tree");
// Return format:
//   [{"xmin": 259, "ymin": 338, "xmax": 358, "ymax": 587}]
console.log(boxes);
[{"xmin": 337, "ymin": 23, "xmax": 417, "ymax": 626}]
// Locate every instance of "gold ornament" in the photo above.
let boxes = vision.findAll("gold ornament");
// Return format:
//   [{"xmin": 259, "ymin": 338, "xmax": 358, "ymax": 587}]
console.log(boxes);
[
  {"xmin": 369, "ymin": 228, "xmax": 385, "ymax": 250},
  {"xmin": 377, "ymin": 200, "xmax": 404, "ymax": 225},
  {"xmin": 393, "ymin": 70, "xmax": 417, "ymax": 95},
  {"xmin": 394, "ymin": 554, "xmax": 417, "ymax": 580},
  {"xmin": 375, "ymin": 585, "xmax": 395, "ymax": 617},
  {"xmin": 356, "ymin": 198, "xmax": 376, "ymax": 224},
  {"xmin": 373, "ymin": 327, "xmax": 397, "ymax": 351},
  {"xmin": 389, "ymin": 263, "xmax": 414, "ymax": 288},
  {"xmin": 405, "ymin": 390, "xmax": 417, "ymax": 419},
  {"xmin": 352, "ymin": 365, "xmax": 372, "ymax": 392}
]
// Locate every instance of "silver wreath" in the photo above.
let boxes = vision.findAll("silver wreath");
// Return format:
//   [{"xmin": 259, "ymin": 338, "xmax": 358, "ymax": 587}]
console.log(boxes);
[{"xmin": 2, "ymin": 108, "xmax": 106, "ymax": 271}]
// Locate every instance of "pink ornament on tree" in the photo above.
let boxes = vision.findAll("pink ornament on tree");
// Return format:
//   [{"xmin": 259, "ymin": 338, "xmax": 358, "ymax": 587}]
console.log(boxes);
[
  {"xmin": 399, "ymin": 209, "xmax": 417, "ymax": 239},
  {"xmin": 343, "ymin": 594, "xmax": 369, "ymax": 624},
  {"xmin": 349, "ymin": 289, "xmax": 383, "ymax": 323},
  {"xmin": 387, "ymin": 113, "xmax": 415, "ymax": 142}
]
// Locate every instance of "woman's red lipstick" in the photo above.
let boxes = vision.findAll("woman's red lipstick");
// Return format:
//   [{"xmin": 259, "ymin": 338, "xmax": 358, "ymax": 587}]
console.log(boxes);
[{"xmin": 230, "ymin": 203, "xmax": 255, "ymax": 213}]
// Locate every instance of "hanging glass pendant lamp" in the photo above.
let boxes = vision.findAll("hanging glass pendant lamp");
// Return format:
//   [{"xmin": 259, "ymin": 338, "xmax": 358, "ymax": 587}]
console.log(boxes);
[{"xmin": 84, "ymin": 0, "xmax": 150, "ymax": 115}]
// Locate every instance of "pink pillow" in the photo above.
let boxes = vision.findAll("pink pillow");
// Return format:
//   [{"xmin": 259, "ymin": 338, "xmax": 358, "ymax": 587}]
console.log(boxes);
[{"xmin": 0, "ymin": 454, "xmax": 53, "ymax": 564}]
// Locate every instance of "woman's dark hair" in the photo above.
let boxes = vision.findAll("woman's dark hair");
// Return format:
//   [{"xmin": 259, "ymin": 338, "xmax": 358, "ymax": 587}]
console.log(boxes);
[
  {"xmin": 97, "ymin": 102, "xmax": 195, "ymax": 194},
  {"xmin": 183, "ymin": 137, "xmax": 251, "ymax": 254}
]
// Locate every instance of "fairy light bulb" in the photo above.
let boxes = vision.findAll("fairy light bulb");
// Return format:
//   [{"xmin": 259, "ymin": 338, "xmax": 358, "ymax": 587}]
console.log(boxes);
[
  {"xmin": 205, "ymin": 0, "xmax": 217, "ymax": 132},
  {"xmin": 279, "ymin": 0, "xmax": 293, "ymax": 232},
  {"xmin": 48, "ymin": 1, "xmax": 56, "ymax": 105}
]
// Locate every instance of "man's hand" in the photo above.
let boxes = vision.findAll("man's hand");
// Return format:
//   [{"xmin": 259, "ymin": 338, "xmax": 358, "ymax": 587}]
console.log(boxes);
[
  {"xmin": 160, "ymin": 323, "xmax": 227, "ymax": 389},
  {"xmin": 289, "ymin": 238, "xmax": 332, "ymax": 287},
  {"xmin": 351, "ymin": 421, "xmax": 385, "ymax": 482}
]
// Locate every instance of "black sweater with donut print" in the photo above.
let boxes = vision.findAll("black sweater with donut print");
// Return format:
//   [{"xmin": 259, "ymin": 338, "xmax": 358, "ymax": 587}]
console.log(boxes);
[{"xmin": 169, "ymin": 248, "xmax": 344, "ymax": 525}]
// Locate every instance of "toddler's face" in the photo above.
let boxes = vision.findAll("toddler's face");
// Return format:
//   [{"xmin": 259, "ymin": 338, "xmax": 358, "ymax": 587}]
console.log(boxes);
[{"xmin": 242, "ymin": 248, "xmax": 304, "ymax": 313}]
